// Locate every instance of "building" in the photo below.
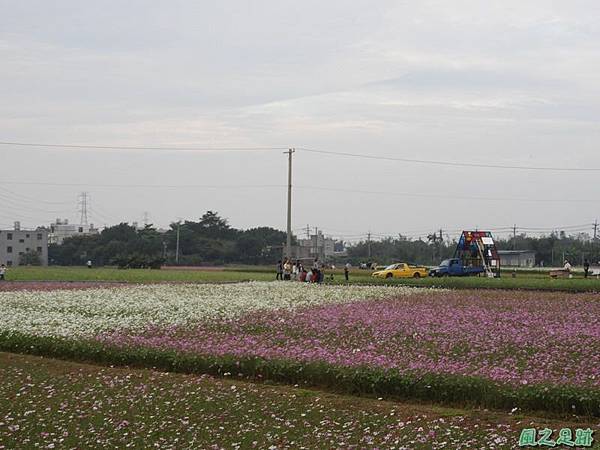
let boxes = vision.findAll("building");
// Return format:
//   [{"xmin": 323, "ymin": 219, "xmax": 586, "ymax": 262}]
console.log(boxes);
[
  {"xmin": 498, "ymin": 250, "xmax": 536, "ymax": 268},
  {"xmin": 289, "ymin": 231, "xmax": 344, "ymax": 261},
  {"xmin": 0, "ymin": 222, "xmax": 48, "ymax": 266},
  {"xmin": 49, "ymin": 218, "xmax": 98, "ymax": 245}
]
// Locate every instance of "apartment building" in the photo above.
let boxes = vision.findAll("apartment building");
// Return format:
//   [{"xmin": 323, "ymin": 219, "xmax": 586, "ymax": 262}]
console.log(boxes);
[{"xmin": 0, "ymin": 222, "xmax": 48, "ymax": 266}]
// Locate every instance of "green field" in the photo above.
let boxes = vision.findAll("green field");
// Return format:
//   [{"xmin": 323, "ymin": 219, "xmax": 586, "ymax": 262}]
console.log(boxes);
[
  {"xmin": 3, "ymin": 266, "xmax": 273, "ymax": 283},
  {"xmin": 4, "ymin": 265, "xmax": 600, "ymax": 292},
  {"xmin": 1, "ymin": 352, "xmax": 597, "ymax": 450}
]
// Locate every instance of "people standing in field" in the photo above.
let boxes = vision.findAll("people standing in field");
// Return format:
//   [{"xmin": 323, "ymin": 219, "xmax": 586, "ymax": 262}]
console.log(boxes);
[
  {"xmin": 0, "ymin": 264, "xmax": 6, "ymax": 281},
  {"xmin": 312, "ymin": 258, "xmax": 320, "ymax": 283},
  {"xmin": 276, "ymin": 260, "xmax": 283, "ymax": 281},
  {"xmin": 344, "ymin": 262, "xmax": 350, "ymax": 282},
  {"xmin": 283, "ymin": 259, "xmax": 292, "ymax": 280},
  {"xmin": 584, "ymin": 259, "xmax": 590, "ymax": 278},
  {"xmin": 292, "ymin": 261, "xmax": 298, "ymax": 280},
  {"xmin": 563, "ymin": 260, "xmax": 572, "ymax": 272}
]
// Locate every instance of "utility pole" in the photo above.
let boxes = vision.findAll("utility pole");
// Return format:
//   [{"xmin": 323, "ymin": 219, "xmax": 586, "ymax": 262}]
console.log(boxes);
[
  {"xmin": 594, "ymin": 220, "xmax": 598, "ymax": 264},
  {"xmin": 367, "ymin": 231, "xmax": 372, "ymax": 259},
  {"xmin": 513, "ymin": 224, "xmax": 517, "ymax": 250},
  {"xmin": 175, "ymin": 222, "xmax": 181, "ymax": 264},
  {"xmin": 284, "ymin": 148, "xmax": 295, "ymax": 259}
]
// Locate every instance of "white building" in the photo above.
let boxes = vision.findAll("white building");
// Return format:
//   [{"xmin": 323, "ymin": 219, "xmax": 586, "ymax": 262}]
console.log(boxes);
[
  {"xmin": 0, "ymin": 222, "xmax": 48, "ymax": 266},
  {"xmin": 498, "ymin": 250, "xmax": 536, "ymax": 268},
  {"xmin": 49, "ymin": 218, "xmax": 99, "ymax": 245}
]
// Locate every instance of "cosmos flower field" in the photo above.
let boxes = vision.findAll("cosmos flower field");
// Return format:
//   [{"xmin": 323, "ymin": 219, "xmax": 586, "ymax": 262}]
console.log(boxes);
[{"xmin": 1, "ymin": 282, "xmax": 599, "ymax": 415}]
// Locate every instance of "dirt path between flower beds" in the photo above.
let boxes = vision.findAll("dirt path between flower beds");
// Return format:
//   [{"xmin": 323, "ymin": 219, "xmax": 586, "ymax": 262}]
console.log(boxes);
[{"xmin": 1, "ymin": 352, "xmax": 598, "ymax": 449}]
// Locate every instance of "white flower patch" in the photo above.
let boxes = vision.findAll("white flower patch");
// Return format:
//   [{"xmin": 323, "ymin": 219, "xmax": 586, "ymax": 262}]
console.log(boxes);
[{"xmin": 0, "ymin": 282, "xmax": 435, "ymax": 338}]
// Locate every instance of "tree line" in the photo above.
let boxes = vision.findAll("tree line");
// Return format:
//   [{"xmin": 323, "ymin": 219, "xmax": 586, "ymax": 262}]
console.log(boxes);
[
  {"xmin": 49, "ymin": 211, "xmax": 599, "ymax": 268},
  {"xmin": 346, "ymin": 231, "xmax": 600, "ymax": 267},
  {"xmin": 49, "ymin": 211, "xmax": 289, "ymax": 267}
]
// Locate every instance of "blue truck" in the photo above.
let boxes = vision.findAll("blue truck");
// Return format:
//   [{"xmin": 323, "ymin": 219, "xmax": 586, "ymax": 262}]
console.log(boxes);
[{"xmin": 429, "ymin": 258, "xmax": 485, "ymax": 277}]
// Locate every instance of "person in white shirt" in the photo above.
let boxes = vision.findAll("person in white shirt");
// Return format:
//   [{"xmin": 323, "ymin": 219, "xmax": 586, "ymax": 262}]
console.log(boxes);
[
  {"xmin": 0, "ymin": 264, "xmax": 6, "ymax": 281},
  {"xmin": 283, "ymin": 259, "xmax": 292, "ymax": 280},
  {"xmin": 563, "ymin": 260, "xmax": 572, "ymax": 271},
  {"xmin": 344, "ymin": 262, "xmax": 351, "ymax": 282}
]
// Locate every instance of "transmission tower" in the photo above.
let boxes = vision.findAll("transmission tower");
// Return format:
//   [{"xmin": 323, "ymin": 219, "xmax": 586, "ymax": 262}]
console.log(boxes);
[{"xmin": 78, "ymin": 192, "xmax": 89, "ymax": 226}]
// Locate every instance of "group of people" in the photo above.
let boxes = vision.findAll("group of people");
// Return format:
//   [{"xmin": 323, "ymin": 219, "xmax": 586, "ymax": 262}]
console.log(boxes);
[
  {"xmin": 576, "ymin": 259, "xmax": 592, "ymax": 278},
  {"xmin": 276, "ymin": 258, "xmax": 326, "ymax": 283},
  {"xmin": 562, "ymin": 259, "xmax": 594, "ymax": 278}
]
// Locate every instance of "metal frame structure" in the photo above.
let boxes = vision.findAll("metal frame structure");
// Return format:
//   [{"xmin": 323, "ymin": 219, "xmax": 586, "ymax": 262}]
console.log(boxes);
[{"xmin": 453, "ymin": 231, "xmax": 501, "ymax": 278}]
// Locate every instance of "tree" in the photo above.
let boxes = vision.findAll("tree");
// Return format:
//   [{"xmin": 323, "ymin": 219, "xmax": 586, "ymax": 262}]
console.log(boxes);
[
  {"xmin": 49, "ymin": 223, "xmax": 164, "ymax": 267},
  {"xmin": 19, "ymin": 250, "xmax": 42, "ymax": 266},
  {"xmin": 197, "ymin": 211, "xmax": 238, "ymax": 239}
]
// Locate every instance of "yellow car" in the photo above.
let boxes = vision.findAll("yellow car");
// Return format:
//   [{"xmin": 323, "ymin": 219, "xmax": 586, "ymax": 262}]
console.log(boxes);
[{"xmin": 371, "ymin": 263, "xmax": 429, "ymax": 279}]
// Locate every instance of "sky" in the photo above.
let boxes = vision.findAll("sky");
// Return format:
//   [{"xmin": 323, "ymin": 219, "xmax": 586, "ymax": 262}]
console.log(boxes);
[{"xmin": 1, "ymin": 0, "xmax": 600, "ymax": 242}]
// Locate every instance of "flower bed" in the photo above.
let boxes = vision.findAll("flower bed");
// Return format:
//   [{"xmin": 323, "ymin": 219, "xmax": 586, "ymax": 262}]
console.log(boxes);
[
  {"xmin": 0, "ymin": 282, "xmax": 425, "ymax": 337},
  {"xmin": 1, "ymin": 282, "xmax": 598, "ymax": 415},
  {"xmin": 100, "ymin": 290, "xmax": 600, "ymax": 388}
]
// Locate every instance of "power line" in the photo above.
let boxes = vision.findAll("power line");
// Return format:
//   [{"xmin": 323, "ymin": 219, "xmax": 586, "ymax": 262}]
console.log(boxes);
[
  {"xmin": 517, "ymin": 224, "xmax": 593, "ymax": 231},
  {"xmin": 0, "ymin": 141, "xmax": 288, "ymax": 152},
  {"xmin": 298, "ymin": 147, "xmax": 600, "ymax": 172},
  {"xmin": 294, "ymin": 185, "xmax": 598, "ymax": 204},
  {"xmin": 305, "ymin": 224, "xmax": 597, "ymax": 242},
  {"xmin": 87, "ymin": 207, "xmax": 117, "ymax": 225},
  {"xmin": 0, "ymin": 208, "xmax": 53, "ymax": 225},
  {"xmin": 0, "ymin": 181, "xmax": 285, "ymax": 189},
  {"xmin": 0, "ymin": 191, "xmax": 75, "ymax": 214},
  {"xmin": 0, "ymin": 186, "xmax": 73, "ymax": 205},
  {"xmin": 3, "ymin": 141, "xmax": 598, "ymax": 172},
  {"xmin": 0, "ymin": 180, "xmax": 593, "ymax": 205}
]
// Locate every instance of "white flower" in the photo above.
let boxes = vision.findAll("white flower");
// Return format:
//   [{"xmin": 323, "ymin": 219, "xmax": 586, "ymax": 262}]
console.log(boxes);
[{"xmin": 0, "ymin": 282, "xmax": 437, "ymax": 338}]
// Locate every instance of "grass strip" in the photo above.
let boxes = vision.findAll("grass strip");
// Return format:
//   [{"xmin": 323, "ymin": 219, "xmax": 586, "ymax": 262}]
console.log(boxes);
[
  {"xmin": 6, "ymin": 266, "xmax": 600, "ymax": 292},
  {"xmin": 1, "ymin": 331, "xmax": 598, "ymax": 418}
]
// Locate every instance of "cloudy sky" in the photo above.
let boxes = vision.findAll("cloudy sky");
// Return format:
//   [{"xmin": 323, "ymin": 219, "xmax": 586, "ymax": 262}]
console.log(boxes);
[{"xmin": 2, "ymin": 1, "xmax": 600, "ymax": 241}]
